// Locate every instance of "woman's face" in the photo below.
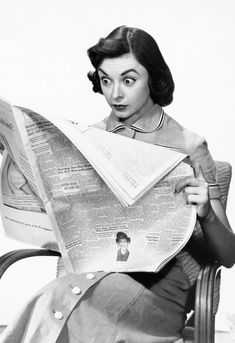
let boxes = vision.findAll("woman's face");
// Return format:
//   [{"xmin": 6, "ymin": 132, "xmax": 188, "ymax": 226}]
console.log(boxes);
[{"xmin": 98, "ymin": 53, "xmax": 154, "ymax": 124}]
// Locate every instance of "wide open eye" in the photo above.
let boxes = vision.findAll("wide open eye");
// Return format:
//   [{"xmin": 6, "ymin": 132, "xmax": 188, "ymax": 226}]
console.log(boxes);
[
  {"xmin": 101, "ymin": 77, "xmax": 112, "ymax": 86},
  {"xmin": 123, "ymin": 78, "xmax": 136, "ymax": 86}
]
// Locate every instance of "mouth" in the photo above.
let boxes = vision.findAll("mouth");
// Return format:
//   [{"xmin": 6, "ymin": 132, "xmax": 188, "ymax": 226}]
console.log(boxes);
[{"xmin": 112, "ymin": 104, "xmax": 128, "ymax": 112}]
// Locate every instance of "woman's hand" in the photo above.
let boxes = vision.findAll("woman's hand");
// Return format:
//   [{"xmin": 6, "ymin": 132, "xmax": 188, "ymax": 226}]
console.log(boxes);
[
  {"xmin": 176, "ymin": 162, "xmax": 235, "ymax": 268},
  {"xmin": 175, "ymin": 162, "xmax": 212, "ymax": 218}
]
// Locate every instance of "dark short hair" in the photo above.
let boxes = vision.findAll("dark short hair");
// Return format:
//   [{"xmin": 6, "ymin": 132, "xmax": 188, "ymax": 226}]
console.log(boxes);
[
  {"xmin": 116, "ymin": 231, "xmax": 131, "ymax": 243},
  {"xmin": 87, "ymin": 26, "xmax": 174, "ymax": 106}
]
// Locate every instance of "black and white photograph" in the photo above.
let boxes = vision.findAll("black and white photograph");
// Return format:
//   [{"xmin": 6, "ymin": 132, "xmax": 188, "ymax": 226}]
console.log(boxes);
[{"xmin": 0, "ymin": 1, "xmax": 235, "ymax": 342}]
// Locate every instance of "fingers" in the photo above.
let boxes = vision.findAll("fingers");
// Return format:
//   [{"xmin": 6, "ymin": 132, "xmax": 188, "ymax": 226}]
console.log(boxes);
[
  {"xmin": 193, "ymin": 162, "xmax": 206, "ymax": 181},
  {"xmin": 175, "ymin": 176, "xmax": 200, "ymax": 194},
  {"xmin": 174, "ymin": 162, "xmax": 210, "ymax": 217},
  {"xmin": 187, "ymin": 194, "xmax": 205, "ymax": 204},
  {"xmin": 175, "ymin": 162, "xmax": 207, "ymax": 194},
  {"xmin": 184, "ymin": 186, "xmax": 201, "ymax": 195}
]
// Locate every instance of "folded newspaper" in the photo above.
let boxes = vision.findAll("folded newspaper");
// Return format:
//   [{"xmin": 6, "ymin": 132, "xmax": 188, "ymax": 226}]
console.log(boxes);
[{"xmin": 0, "ymin": 96, "xmax": 197, "ymax": 273}]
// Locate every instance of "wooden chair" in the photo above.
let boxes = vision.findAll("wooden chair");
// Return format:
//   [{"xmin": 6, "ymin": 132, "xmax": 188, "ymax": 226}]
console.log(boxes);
[{"xmin": 0, "ymin": 161, "xmax": 232, "ymax": 343}]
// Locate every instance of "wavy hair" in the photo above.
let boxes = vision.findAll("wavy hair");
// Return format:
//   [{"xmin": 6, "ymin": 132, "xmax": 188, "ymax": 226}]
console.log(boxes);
[{"xmin": 87, "ymin": 26, "xmax": 174, "ymax": 106}]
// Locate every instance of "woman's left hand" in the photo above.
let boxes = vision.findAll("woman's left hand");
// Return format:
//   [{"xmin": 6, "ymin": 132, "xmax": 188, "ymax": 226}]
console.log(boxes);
[
  {"xmin": 176, "ymin": 164, "xmax": 235, "ymax": 268},
  {"xmin": 175, "ymin": 162, "xmax": 212, "ymax": 218}
]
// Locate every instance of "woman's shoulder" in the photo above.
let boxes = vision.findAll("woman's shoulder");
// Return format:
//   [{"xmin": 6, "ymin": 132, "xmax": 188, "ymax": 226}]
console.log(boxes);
[
  {"xmin": 160, "ymin": 112, "xmax": 208, "ymax": 155},
  {"xmin": 162, "ymin": 112, "xmax": 218, "ymax": 185},
  {"xmin": 89, "ymin": 117, "xmax": 108, "ymax": 130}
]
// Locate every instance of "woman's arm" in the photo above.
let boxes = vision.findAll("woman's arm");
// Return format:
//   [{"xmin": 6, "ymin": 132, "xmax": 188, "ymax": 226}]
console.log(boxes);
[
  {"xmin": 199, "ymin": 198, "xmax": 235, "ymax": 267},
  {"xmin": 176, "ymin": 163, "xmax": 235, "ymax": 268}
]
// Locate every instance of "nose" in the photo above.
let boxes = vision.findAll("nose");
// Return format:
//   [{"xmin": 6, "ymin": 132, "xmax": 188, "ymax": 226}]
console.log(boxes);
[{"xmin": 112, "ymin": 82, "xmax": 124, "ymax": 101}]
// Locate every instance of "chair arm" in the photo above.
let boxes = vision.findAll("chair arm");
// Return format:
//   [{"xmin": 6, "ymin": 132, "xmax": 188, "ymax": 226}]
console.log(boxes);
[
  {"xmin": 194, "ymin": 263, "xmax": 221, "ymax": 343},
  {"xmin": 0, "ymin": 249, "xmax": 61, "ymax": 279}
]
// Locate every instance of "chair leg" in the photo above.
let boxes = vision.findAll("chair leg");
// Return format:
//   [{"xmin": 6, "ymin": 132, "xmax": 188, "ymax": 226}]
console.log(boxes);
[{"xmin": 194, "ymin": 264, "xmax": 221, "ymax": 343}]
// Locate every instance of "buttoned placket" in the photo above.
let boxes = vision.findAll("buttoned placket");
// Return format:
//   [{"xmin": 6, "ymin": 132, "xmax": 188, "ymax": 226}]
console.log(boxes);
[{"xmin": 49, "ymin": 272, "xmax": 111, "ymax": 341}]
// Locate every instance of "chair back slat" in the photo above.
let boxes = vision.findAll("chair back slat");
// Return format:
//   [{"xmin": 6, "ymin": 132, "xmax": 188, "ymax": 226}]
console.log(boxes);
[
  {"xmin": 185, "ymin": 160, "xmax": 232, "ymax": 314},
  {"xmin": 215, "ymin": 161, "xmax": 232, "ymax": 209}
]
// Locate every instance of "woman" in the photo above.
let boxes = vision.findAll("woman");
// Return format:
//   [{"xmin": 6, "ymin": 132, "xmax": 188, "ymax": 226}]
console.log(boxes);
[{"xmin": 1, "ymin": 26, "xmax": 235, "ymax": 343}]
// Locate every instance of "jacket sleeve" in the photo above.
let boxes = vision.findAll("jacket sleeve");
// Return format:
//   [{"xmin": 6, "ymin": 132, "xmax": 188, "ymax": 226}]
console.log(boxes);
[{"xmin": 187, "ymin": 138, "xmax": 220, "ymax": 199}]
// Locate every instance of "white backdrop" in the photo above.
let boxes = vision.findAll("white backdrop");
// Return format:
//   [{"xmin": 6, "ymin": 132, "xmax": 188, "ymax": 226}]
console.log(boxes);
[{"xmin": 0, "ymin": 0, "xmax": 234, "ymax": 327}]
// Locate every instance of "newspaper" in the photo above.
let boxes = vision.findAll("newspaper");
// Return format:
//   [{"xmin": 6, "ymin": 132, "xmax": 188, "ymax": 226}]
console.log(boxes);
[
  {"xmin": 0, "ymin": 97, "xmax": 197, "ymax": 273},
  {"xmin": 48, "ymin": 116, "xmax": 186, "ymax": 206},
  {"xmin": 0, "ymin": 100, "xmax": 56, "ymax": 249}
]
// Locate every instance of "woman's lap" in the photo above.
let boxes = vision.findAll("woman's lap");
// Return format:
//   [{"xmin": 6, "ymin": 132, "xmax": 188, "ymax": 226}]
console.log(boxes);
[{"xmin": 57, "ymin": 268, "xmax": 191, "ymax": 343}]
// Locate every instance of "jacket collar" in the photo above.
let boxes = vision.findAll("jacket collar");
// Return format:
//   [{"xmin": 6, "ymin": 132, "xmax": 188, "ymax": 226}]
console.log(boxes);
[{"xmin": 106, "ymin": 104, "xmax": 165, "ymax": 133}]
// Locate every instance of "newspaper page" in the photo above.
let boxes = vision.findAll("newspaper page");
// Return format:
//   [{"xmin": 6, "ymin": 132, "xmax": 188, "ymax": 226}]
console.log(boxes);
[
  {"xmin": 14, "ymin": 107, "xmax": 197, "ymax": 273},
  {"xmin": 0, "ymin": 98, "xmax": 56, "ymax": 248},
  {"xmin": 48, "ymin": 116, "xmax": 186, "ymax": 206}
]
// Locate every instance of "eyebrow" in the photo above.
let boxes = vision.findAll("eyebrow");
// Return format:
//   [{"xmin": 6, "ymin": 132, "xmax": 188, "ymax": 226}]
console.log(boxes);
[
  {"xmin": 121, "ymin": 69, "xmax": 140, "ymax": 76},
  {"xmin": 98, "ymin": 68, "xmax": 140, "ymax": 76}
]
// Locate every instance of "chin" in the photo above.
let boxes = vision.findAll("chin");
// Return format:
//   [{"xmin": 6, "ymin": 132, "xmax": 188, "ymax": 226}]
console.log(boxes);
[{"xmin": 114, "ymin": 111, "xmax": 132, "ymax": 120}]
